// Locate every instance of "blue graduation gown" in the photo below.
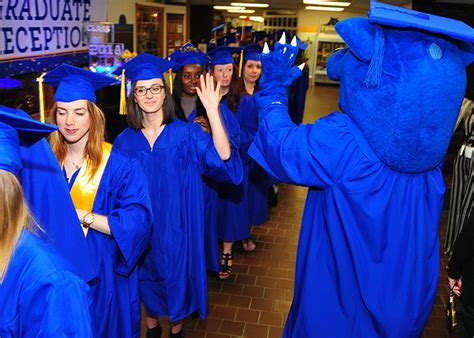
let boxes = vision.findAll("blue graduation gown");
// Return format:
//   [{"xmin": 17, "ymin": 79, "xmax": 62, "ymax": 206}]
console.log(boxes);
[
  {"xmin": 217, "ymin": 94, "xmax": 258, "ymax": 241},
  {"xmin": 249, "ymin": 108, "xmax": 442, "ymax": 337},
  {"xmin": 288, "ymin": 64, "xmax": 309, "ymax": 125},
  {"xmin": 188, "ymin": 105, "xmax": 242, "ymax": 272},
  {"xmin": 18, "ymin": 130, "xmax": 95, "ymax": 282},
  {"xmin": 0, "ymin": 230, "xmax": 92, "ymax": 337},
  {"xmin": 114, "ymin": 118, "xmax": 242, "ymax": 322},
  {"xmin": 66, "ymin": 149, "xmax": 153, "ymax": 338}
]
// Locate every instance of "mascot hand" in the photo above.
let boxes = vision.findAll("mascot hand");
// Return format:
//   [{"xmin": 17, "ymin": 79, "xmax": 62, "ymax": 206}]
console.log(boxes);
[{"xmin": 256, "ymin": 33, "xmax": 303, "ymax": 108}]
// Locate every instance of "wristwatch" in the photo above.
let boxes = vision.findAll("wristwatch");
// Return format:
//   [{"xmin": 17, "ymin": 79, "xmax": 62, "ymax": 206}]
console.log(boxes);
[{"xmin": 81, "ymin": 212, "xmax": 95, "ymax": 229}]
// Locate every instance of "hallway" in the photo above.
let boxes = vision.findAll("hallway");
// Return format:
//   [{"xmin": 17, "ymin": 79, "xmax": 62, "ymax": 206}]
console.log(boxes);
[{"xmin": 144, "ymin": 84, "xmax": 457, "ymax": 338}]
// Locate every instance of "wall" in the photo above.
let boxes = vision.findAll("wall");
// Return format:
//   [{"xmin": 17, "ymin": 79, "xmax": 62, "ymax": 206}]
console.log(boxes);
[
  {"xmin": 107, "ymin": 0, "xmax": 187, "ymax": 54},
  {"xmin": 297, "ymin": 8, "xmax": 365, "ymax": 81}
]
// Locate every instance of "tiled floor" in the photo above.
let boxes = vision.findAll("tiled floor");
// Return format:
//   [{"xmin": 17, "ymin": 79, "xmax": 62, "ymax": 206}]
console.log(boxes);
[{"xmin": 141, "ymin": 84, "xmax": 462, "ymax": 337}]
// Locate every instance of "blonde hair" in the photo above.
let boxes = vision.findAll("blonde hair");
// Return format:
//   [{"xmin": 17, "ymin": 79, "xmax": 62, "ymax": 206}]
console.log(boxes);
[
  {"xmin": 0, "ymin": 170, "xmax": 31, "ymax": 281},
  {"xmin": 48, "ymin": 101, "xmax": 105, "ymax": 179}
]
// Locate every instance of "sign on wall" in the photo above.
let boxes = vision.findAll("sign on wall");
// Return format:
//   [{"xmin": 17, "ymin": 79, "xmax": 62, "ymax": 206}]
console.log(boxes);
[{"xmin": 0, "ymin": 0, "xmax": 108, "ymax": 60}]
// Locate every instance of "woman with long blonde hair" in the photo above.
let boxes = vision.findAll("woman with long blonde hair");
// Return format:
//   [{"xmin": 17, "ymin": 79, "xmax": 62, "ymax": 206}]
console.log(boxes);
[
  {"xmin": 44, "ymin": 65, "xmax": 153, "ymax": 338},
  {"xmin": 0, "ymin": 106, "xmax": 92, "ymax": 336}
]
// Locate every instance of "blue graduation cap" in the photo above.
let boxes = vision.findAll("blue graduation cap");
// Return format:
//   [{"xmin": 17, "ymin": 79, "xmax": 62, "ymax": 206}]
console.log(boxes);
[
  {"xmin": 211, "ymin": 23, "xmax": 225, "ymax": 33},
  {"xmin": 296, "ymin": 37, "xmax": 308, "ymax": 51},
  {"xmin": 217, "ymin": 32, "xmax": 239, "ymax": 46},
  {"xmin": 252, "ymin": 31, "xmax": 266, "ymax": 43},
  {"xmin": 237, "ymin": 26, "xmax": 253, "ymax": 40},
  {"xmin": 243, "ymin": 44, "xmax": 263, "ymax": 62},
  {"xmin": 0, "ymin": 78, "xmax": 22, "ymax": 89},
  {"xmin": 168, "ymin": 42, "xmax": 209, "ymax": 71},
  {"xmin": 113, "ymin": 52, "xmax": 176, "ymax": 82},
  {"xmin": 43, "ymin": 64, "xmax": 118, "ymax": 103},
  {"xmin": 0, "ymin": 105, "xmax": 57, "ymax": 175},
  {"xmin": 208, "ymin": 46, "xmax": 243, "ymax": 66},
  {"xmin": 368, "ymin": 1, "xmax": 474, "ymax": 43}
]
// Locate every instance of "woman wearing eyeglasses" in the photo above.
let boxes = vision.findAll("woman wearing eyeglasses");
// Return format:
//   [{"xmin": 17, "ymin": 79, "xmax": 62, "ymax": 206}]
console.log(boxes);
[
  {"xmin": 113, "ymin": 53, "xmax": 242, "ymax": 338},
  {"xmin": 44, "ymin": 65, "xmax": 153, "ymax": 338}
]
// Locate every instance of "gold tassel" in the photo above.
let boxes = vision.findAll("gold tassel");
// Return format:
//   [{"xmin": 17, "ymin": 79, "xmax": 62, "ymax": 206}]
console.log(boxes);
[
  {"xmin": 238, "ymin": 49, "xmax": 244, "ymax": 78},
  {"xmin": 119, "ymin": 69, "xmax": 127, "ymax": 115},
  {"xmin": 168, "ymin": 57, "xmax": 173, "ymax": 95},
  {"xmin": 37, "ymin": 72, "xmax": 46, "ymax": 123}
]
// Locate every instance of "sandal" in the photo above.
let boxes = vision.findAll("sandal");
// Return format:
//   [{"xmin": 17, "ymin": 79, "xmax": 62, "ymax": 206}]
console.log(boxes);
[
  {"xmin": 146, "ymin": 325, "xmax": 162, "ymax": 338},
  {"xmin": 219, "ymin": 252, "xmax": 233, "ymax": 280},
  {"xmin": 169, "ymin": 329, "xmax": 184, "ymax": 338},
  {"xmin": 242, "ymin": 238, "xmax": 256, "ymax": 252}
]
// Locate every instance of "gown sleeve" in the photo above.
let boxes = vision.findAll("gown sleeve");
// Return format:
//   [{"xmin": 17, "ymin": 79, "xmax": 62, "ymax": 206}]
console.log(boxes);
[
  {"xmin": 190, "ymin": 105, "xmax": 243, "ymax": 185},
  {"xmin": 106, "ymin": 153, "xmax": 153, "ymax": 276},
  {"xmin": 21, "ymin": 271, "xmax": 93, "ymax": 337},
  {"xmin": 19, "ymin": 139, "xmax": 96, "ymax": 282},
  {"xmin": 248, "ymin": 104, "xmax": 357, "ymax": 188}
]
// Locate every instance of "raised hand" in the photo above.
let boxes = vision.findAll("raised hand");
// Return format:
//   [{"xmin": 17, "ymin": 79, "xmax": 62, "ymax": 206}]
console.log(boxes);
[
  {"xmin": 256, "ymin": 33, "xmax": 304, "ymax": 108},
  {"xmin": 196, "ymin": 73, "xmax": 221, "ymax": 118}
]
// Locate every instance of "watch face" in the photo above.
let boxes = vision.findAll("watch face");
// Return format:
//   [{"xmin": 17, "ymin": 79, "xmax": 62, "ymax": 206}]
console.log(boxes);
[{"xmin": 84, "ymin": 213, "xmax": 94, "ymax": 225}]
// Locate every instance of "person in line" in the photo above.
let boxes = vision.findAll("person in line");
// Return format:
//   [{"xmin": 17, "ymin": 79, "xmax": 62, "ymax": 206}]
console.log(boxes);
[
  {"xmin": 113, "ymin": 53, "xmax": 242, "ymax": 337},
  {"xmin": 170, "ymin": 43, "xmax": 242, "ymax": 273},
  {"xmin": 0, "ymin": 106, "xmax": 92, "ymax": 337},
  {"xmin": 208, "ymin": 46, "xmax": 259, "ymax": 278},
  {"xmin": 44, "ymin": 65, "xmax": 153, "ymax": 338}
]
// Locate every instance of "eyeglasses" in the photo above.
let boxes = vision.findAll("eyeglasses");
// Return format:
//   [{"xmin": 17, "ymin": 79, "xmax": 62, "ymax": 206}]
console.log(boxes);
[{"xmin": 134, "ymin": 85, "xmax": 165, "ymax": 96}]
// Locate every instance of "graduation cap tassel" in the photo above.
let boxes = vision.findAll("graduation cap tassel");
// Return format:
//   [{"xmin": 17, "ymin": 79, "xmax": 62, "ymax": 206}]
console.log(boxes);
[
  {"xmin": 36, "ymin": 72, "xmax": 46, "ymax": 123},
  {"xmin": 168, "ymin": 57, "xmax": 173, "ymax": 95},
  {"xmin": 119, "ymin": 69, "xmax": 127, "ymax": 115},
  {"xmin": 239, "ymin": 49, "xmax": 244, "ymax": 78}
]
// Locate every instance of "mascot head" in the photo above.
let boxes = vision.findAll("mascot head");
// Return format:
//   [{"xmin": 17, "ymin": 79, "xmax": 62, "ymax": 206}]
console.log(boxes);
[{"xmin": 327, "ymin": 2, "xmax": 474, "ymax": 173}]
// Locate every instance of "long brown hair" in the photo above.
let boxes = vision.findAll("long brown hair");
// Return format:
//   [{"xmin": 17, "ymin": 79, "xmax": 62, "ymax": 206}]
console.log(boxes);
[
  {"xmin": 211, "ymin": 64, "xmax": 246, "ymax": 112},
  {"xmin": 0, "ymin": 170, "xmax": 31, "ymax": 281},
  {"xmin": 48, "ymin": 101, "xmax": 105, "ymax": 179},
  {"xmin": 126, "ymin": 80, "xmax": 175, "ymax": 130}
]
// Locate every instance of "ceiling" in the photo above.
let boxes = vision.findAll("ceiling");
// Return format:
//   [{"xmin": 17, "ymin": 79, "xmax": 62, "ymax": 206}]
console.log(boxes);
[{"xmin": 187, "ymin": 0, "xmax": 413, "ymax": 12}]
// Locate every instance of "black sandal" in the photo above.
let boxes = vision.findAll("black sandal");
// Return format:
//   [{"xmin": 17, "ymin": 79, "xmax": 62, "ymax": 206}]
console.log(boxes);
[
  {"xmin": 219, "ymin": 252, "xmax": 233, "ymax": 280},
  {"xmin": 146, "ymin": 325, "xmax": 162, "ymax": 338},
  {"xmin": 169, "ymin": 328, "xmax": 184, "ymax": 338}
]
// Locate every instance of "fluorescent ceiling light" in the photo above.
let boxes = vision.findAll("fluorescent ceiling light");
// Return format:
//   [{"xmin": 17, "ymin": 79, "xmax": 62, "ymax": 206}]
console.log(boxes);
[
  {"xmin": 250, "ymin": 16, "xmax": 265, "ymax": 22},
  {"xmin": 228, "ymin": 9, "xmax": 256, "ymax": 13},
  {"xmin": 231, "ymin": 2, "xmax": 269, "ymax": 7},
  {"xmin": 214, "ymin": 5, "xmax": 245, "ymax": 10},
  {"xmin": 305, "ymin": 5, "xmax": 345, "ymax": 11},
  {"xmin": 303, "ymin": 0, "xmax": 350, "ymax": 6}
]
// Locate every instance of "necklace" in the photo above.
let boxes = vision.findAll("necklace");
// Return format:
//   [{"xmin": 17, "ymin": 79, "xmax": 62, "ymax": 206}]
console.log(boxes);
[{"xmin": 69, "ymin": 156, "xmax": 84, "ymax": 170}]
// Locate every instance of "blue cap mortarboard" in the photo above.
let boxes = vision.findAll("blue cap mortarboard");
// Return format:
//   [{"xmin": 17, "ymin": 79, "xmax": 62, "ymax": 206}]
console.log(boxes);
[
  {"xmin": 243, "ymin": 44, "xmax": 262, "ymax": 62},
  {"xmin": 43, "ymin": 64, "xmax": 118, "ymax": 103},
  {"xmin": 113, "ymin": 53, "xmax": 176, "ymax": 82},
  {"xmin": 208, "ymin": 46, "xmax": 243, "ymax": 66},
  {"xmin": 217, "ymin": 32, "xmax": 238, "ymax": 46},
  {"xmin": 168, "ymin": 43, "xmax": 210, "ymax": 71},
  {"xmin": 211, "ymin": 24, "xmax": 225, "ymax": 33},
  {"xmin": 252, "ymin": 31, "xmax": 266, "ymax": 43},
  {"xmin": 368, "ymin": 1, "xmax": 474, "ymax": 43},
  {"xmin": 0, "ymin": 105, "xmax": 57, "ymax": 175}
]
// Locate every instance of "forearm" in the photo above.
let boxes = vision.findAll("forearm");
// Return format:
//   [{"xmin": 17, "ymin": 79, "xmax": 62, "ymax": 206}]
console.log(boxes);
[
  {"xmin": 207, "ymin": 108, "xmax": 231, "ymax": 160},
  {"xmin": 77, "ymin": 209, "xmax": 111, "ymax": 235}
]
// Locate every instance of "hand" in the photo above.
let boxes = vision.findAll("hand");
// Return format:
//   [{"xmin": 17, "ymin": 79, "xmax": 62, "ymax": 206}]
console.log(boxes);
[
  {"xmin": 196, "ymin": 73, "xmax": 221, "ymax": 118},
  {"xmin": 448, "ymin": 277, "xmax": 462, "ymax": 297},
  {"xmin": 194, "ymin": 116, "xmax": 210, "ymax": 133}
]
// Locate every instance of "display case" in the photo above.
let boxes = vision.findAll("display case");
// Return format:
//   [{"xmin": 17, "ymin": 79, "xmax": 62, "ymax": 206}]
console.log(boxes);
[
  {"xmin": 313, "ymin": 33, "xmax": 346, "ymax": 84},
  {"xmin": 136, "ymin": 4, "xmax": 164, "ymax": 56},
  {"xmin": 166, "ymin": 13, "xmax": 185, "ymax": 55}
]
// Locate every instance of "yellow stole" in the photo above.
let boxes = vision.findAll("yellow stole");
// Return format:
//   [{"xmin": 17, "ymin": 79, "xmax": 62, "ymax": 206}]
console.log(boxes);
[{"xmin": 70, "ymin": 142, "xmax": 112, "ymax": 236}]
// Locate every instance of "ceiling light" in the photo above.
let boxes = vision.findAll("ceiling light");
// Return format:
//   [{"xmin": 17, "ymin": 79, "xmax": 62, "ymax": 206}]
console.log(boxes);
[
  {"xmin": 231, "ymin": 2, "xmax": 269, "ymax": 7},
  {"xmin": 303, "ymin": 0, "xmax": 350, "ymax": 6},
  {"xmin": 249, "ymin": 16, "xmax": 265, "ymax": 22},
  {"xmin": 305, "ymin": 5, "xmax": 345, "ymax": 11},
  {"xmin": 228, "ymin": 9, "xmax": 256, "ymax": 13},
  {"xmin": 214, "ymin": 5, "xmax": 245, "ymax": 10}
]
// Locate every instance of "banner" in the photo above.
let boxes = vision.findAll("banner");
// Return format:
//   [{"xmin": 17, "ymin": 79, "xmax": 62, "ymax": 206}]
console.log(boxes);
[{"xmin": 0, "ymin": 0, "xmax": 107, "ymax": 60}]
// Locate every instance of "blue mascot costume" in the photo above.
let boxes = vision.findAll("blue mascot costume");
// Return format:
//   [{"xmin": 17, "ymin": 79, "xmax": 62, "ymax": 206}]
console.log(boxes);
[{"xmin": 249, "ymin": 2, "xmax": 474, "ymax": 337}]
